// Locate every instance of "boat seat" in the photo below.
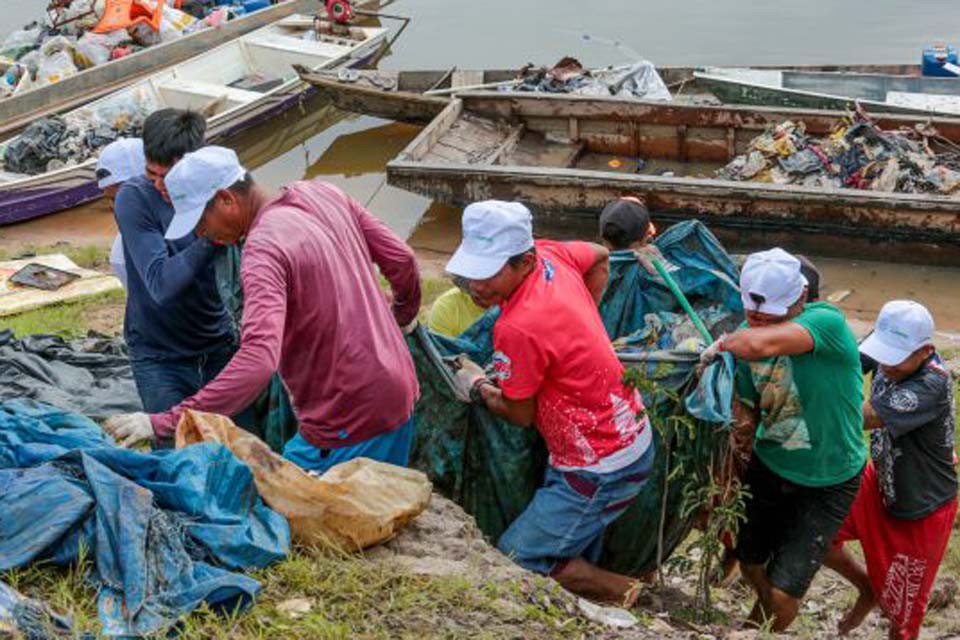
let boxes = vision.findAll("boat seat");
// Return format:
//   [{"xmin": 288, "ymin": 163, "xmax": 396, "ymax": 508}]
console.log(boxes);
[
  {"xmin": 158, "ymin": 79, "xmax": 262, "ymax": 105},
  {"xmin": 244, "ymin": 33, "xmax": 352, "ymax": 62}
]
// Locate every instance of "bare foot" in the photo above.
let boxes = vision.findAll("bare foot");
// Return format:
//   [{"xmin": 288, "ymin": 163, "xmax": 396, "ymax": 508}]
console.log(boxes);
[
  {"xmin": 838, "ymin": 587, "xmax": 876, "ymax": 635},
  {"xmin": 552, "ymin": 557, "xmax": 640, "ymax": 607}
]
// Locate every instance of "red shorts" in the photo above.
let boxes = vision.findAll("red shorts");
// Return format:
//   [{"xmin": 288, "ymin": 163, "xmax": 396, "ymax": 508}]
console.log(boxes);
[{"xmin": 834, "ymin": 463, "xmax": 957, "ymax": 640}]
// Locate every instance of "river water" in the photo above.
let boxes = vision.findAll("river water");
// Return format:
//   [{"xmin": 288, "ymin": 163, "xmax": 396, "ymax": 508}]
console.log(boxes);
[{"xmin": 3, "ymin": 0, "xmax": 960, "ymax": 337}]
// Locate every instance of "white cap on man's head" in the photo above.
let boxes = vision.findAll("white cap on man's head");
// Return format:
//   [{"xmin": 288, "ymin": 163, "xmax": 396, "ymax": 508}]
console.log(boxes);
[
  {"xmin": 445, "ymin": 200, "xmax": 534, "ymax": 280},
  {"xmin": 859, "ymin": 300, "xmax": 935, "ymax": 366},
  {"xmin": 96, "ymin": 138, "xmax": 145, "ymax": 188},
  {"xmin": 739, "ymin": 248, "xmax": 809, "ymax": 316},
  {"xmin": 163, "ymin": 146, "xmax": 246, "ymax": 240}
]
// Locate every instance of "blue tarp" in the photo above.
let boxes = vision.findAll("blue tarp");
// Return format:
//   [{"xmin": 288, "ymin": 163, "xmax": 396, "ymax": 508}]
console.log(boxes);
[{"xmin": 0, "ymin": 399, "xmax": 290, "ymax": 637}]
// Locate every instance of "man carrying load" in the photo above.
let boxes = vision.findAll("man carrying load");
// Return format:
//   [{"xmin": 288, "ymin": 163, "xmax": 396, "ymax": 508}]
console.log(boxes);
[
  {"xmin": 448, "ymin": 200, "xmax": 655, "ymax": 605},
  {"xmin": 105, "ymin": 146, "xmax": 422, "ymax": 472}
]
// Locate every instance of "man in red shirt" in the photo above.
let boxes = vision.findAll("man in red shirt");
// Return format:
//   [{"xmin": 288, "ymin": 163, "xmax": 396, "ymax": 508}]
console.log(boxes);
[{"xmin": 448, "ymin": 200, "xmax": 655, "ymax": 605}]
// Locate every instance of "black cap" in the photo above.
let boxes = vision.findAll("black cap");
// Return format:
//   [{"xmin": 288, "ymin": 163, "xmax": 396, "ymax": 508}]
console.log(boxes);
[
  {"xmin": 599, "ymin": 198, "xmax": 651, "ymax": 250},
  {"xmin": 797, "ymin": 254, "xmax": 821, "ymax": 301}
]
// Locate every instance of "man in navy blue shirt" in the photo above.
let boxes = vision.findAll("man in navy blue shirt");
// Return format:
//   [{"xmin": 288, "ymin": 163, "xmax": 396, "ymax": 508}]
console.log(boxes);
[{"xmin": 114, "ymin": 108, "xmax": 235, "ymax": 437}]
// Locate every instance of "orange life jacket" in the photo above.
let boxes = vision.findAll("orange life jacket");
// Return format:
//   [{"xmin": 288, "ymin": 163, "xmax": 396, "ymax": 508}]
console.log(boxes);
[{"xmin": 92, "ymin": 0, "xmax": 183, "ymax": 34}]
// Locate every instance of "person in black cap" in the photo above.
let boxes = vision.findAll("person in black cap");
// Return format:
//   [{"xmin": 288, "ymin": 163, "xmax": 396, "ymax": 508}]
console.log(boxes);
[
  {"xmin": 797, "ymin": 255, "xmax": 821, "ymax": 301},
  {"xmin": 598, "ymin": 196, "xmax": 655, "ymax": 251}
]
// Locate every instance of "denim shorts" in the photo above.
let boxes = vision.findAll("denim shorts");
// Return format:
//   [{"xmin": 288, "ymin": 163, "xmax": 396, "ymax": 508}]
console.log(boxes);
[{"xmin": 497, "ymin": 441, "xmax": 655, "ymax": 575}]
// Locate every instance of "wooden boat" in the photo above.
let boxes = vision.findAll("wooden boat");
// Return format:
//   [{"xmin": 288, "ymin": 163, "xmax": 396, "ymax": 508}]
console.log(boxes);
[
  {"xmin": 0, "ymin": 15, "xmax": 387, "ymax": 224},
  {"xmin": 694, "ymin": 67, "xmax": 960, "ymax": 117},
  {"xmin": 0, "ymin": 0, "xmax": 323, "ymax": 139},
  {"xmin": 386, "ymin": 93, "xmax": 960, "ymax": 265},
  {"xmin": 298, "ymin": 63, "xmax": 925, "ymax": 125}
]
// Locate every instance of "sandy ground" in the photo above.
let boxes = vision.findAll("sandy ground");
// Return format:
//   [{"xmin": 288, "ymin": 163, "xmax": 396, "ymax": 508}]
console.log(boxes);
[{"xmin": 383, "ymin": 495, "xmax": 960, "ymax": 639}]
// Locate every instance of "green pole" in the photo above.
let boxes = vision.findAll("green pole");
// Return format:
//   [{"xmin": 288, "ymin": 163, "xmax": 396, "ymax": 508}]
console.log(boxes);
[{"xmin": 651, "ymin": 257, "xmax": 713, "ymax": 344}]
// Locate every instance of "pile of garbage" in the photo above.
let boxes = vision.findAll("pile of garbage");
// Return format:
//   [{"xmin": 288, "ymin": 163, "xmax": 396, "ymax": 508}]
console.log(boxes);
[
  {"xmin": 717, "ymin": 110, "xmax": 960, "ymax": 195},
  {"xmin": 511, "ymin": 57, "xmax": 672, "ymax": 102},
  {"xmin": 0, "ymin": 0, "xmax": 257, "ymax": 98},
  {"xmin": 0, "ymin": 84, "xmax": 158, "ymax": 175}
]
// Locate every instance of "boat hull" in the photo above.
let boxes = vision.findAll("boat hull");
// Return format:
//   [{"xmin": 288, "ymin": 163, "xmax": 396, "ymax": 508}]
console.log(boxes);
[
  {"xmin": 0, "ymin": 0, "xmax": 319, "ymax": 138},
  {"xmin": 0, "ymin": 43, "xmax": 384, "ymax": 224},
  {"xmin": 386, "ymin": 94, "xmax": 960, "ymax": 265},
  {"xmin": 301, "ymin": 64, "xmax": 930, "ymax": 125}
]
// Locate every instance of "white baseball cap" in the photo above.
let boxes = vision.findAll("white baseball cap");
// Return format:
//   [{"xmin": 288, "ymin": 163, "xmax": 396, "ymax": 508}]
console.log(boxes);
[
  {"xmin": 445, "ymin": 200, "xmax": 534, "ymax": 280},
  {"xmin": 164, "ymin": 146, "xmax": 246, "ymax": 240},
  {"xmin": 859, "ymin": 300, "xmax": 935, "ymax": 366},
  {"xmin": 96, "ymin": 138, "xmax": 145, "ymax": 188},
  {"xmin": 739, "ymin": 248, "xmax": 809, "ymax": 316}
]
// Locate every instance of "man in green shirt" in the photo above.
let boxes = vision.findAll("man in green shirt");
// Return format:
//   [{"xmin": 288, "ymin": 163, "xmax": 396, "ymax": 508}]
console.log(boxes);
[{"xmin": 701, "ymin": 248, "xmax": 866, "ymax": 632}]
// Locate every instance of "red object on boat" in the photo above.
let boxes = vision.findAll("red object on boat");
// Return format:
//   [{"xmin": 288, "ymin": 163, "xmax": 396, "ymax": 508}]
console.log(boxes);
[{"xmin": 325, "ymin": 0, "xmax": 353, "ymax": 24}]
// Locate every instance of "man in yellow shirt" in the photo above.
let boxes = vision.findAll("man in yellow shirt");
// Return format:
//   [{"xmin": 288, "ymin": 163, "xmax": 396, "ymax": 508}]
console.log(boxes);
[{"xmin": 428, "ymin": 278, "xmax": 485, "ymax": 337}]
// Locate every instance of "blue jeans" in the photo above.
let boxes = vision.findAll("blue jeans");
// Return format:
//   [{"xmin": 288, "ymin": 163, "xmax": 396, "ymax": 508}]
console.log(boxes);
[
  {"xmin": 497, "ymin": 441, "xmax": 656, "ymax": 575},
  {"xmin": 130, "ymin": 347, "xmax": 235, "ymax": 413},
  {"xmin": 131, "ymin": 346, "xmax": 239, "ymax": 446},
  {"xmin": 282, "ymin": 416, "xmax": 415, "ymax": 474}
]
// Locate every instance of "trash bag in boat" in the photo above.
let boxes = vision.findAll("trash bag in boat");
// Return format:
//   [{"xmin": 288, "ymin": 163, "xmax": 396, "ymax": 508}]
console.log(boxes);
[{"xmin": 406, "ymin": 220, "xmax": 743, "ymax": 576}]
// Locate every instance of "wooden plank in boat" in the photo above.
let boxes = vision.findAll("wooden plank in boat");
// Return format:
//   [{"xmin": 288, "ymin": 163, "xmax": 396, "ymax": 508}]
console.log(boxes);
[
  {"xmin": 451, "ymin": 70, "xmax": 485, "ymax": 88},
  {"xmin": 404, "ymin": 99, "xmax": 464, "ymax": 162},
  {"xmin": 502, "ymin": 131, "xmax": 585, "ymax": 168}
]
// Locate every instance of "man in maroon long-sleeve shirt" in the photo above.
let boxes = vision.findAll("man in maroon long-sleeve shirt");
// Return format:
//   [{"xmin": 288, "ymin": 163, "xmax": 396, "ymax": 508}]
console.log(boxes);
[{"xmin": 104, "ymin": 146, "xmax": 421, "ymax": 472}]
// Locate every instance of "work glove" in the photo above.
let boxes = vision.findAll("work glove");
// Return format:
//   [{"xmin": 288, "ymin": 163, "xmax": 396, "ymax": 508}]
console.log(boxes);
[
  {"xmin": 633, "ymin": 244, "xmax": 668, "ymax": 275},
  {"xmin": 401, "ymin": 317, "xmax": 419, "ymax": 336},
  {"xmin": 697, "ymin": 334, "xmax": 728, "ymax": 377},
  {"xmin": 103, "ymin": 412, "xmax": 154, "ymax": 448},
  {"xmin": 449, "ymin": 354, "xmax": 488, "ymax": 403}
]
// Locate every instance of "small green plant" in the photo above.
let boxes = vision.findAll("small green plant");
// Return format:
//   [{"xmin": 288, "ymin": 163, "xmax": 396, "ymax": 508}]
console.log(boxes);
[{"xmin": 623, "ymin": 365, "xmax": 748, "ymax": 621}]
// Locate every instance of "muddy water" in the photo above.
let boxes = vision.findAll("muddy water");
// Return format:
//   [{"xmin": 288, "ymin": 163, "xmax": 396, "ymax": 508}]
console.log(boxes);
[{"xmin": 2, "ymin": 1, "xmax": 960, "ymax": 337}]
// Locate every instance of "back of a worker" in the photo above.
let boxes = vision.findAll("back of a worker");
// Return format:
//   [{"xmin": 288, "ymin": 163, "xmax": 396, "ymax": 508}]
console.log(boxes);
[
  {"xmin": 108, "ymin": 147, "xmax": 422, "ymax": 470},
  {"xmin": 245, "ymin": 179, "xmax": 420, "ymax": 449}
]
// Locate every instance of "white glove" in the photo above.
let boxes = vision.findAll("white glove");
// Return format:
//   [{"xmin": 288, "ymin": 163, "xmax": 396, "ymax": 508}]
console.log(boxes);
[
  {"xmin": 401, "ymin": 317, "xmax": 419, "ymax": 335},
  {"xmin": 697, "ymin": 334, "xmax": 727, "ymax": 376},
  {"xmin": 450, "ymin": 355, "xmax": 488, "ymax": 403},
  {"xmin": 103, "ymin": 412, "xmax": 154, "ymax": 448}
]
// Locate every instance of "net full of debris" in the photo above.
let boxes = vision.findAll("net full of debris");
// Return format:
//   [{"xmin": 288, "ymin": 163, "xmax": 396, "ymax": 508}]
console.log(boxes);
[{"xmin": 717, "ymin": 108, "xmax": 960, "ymax": 196}]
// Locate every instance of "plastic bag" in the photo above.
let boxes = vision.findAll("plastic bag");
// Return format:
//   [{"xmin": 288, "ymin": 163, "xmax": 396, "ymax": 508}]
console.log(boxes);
[
  {"xmin": 75, "ymin": 29, "xmax": 130, "ymax": 68},
  {"xmin": 175, "ymin": 410, "xmax": 433, "ymax": 551},
  {"xmin": 34, "ymin": 36, "xmax": 79, "ymax": 88},
  {"xmin": 160, "ymin": 6, "xmax": 198, "ymax": 42},
  {"xmin": 0, "ymin": 25, "xmax": 41, "ymax": 61}
]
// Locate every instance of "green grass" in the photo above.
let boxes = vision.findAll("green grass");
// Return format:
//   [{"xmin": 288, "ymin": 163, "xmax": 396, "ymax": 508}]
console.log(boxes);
[
  {"xmin": 2, "ymin": 549, "xmax": 600, "ymax": 640},
  {"xmin": 2, "ymin": 289, "xmax": 126, "ymax": 338},
  {"xmin": 0, "ymin": 243, "xmax": 111, "ymax": 270}
]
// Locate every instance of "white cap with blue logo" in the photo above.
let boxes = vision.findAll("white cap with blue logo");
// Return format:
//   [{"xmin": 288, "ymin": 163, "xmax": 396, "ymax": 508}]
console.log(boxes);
[
  {"xmin": 163, "ymin": 146, "xmax": 246, "ymax": 240},
  {"xmin": 445, "ymin": 200, "xmax": 534, "ymax": 280},
  {"xmin": 860, "ymin": 300, "xmax": 935, "ymax": 366},
  {"xmin": 96, "ymin": 138, "xmax": 145, "ymax": 188}
]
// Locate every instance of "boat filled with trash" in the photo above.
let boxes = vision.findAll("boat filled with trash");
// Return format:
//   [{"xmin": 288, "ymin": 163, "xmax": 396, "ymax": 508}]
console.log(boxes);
[
  {"xmin": 717, "ymin": 108, "xmax": 960, "ymax": 195},
  {"xmin": 0, "ymin": 0, "xmax": 282, "ymax": 98}
]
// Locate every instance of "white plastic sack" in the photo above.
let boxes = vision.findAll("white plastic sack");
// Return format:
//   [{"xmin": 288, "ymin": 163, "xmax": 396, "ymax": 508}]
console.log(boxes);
[
  {"xmin": 574, "ymin": 60, "xmax": 673, "ymax": 102},
  {"xmin": 0, "ymin": 26, "xmax": 41, "ymax": 60},
  {"xmin": 159, "ymin": 6, "xmax": 198, "ymax": 42},
  {"xmin": 34, "ymin": 37, "xmax": 79, "ymax": 88},
  {"xmin": 75, "ymin": 30, "xmax": 130, "ymax": 68}
]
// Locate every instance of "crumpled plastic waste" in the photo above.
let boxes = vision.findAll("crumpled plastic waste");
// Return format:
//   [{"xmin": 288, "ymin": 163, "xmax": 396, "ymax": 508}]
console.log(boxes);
[
  {"xmin": 718, "ymin": 110, "xmax": 960, "ymax": 196},
  {"xmin": 510, "ymin": 57, "xmax": 671, "ymax": 101},
  {"xmin": 75, "ymin": 29, "xmax": 131, "ymax": 68},
  {"xmin": 2, "ymin": 86, "xmax": 156, "ymax": 175},
  {"xmin": 0, "ymin": 0, "xmax": 257, "ymax": 97}
]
